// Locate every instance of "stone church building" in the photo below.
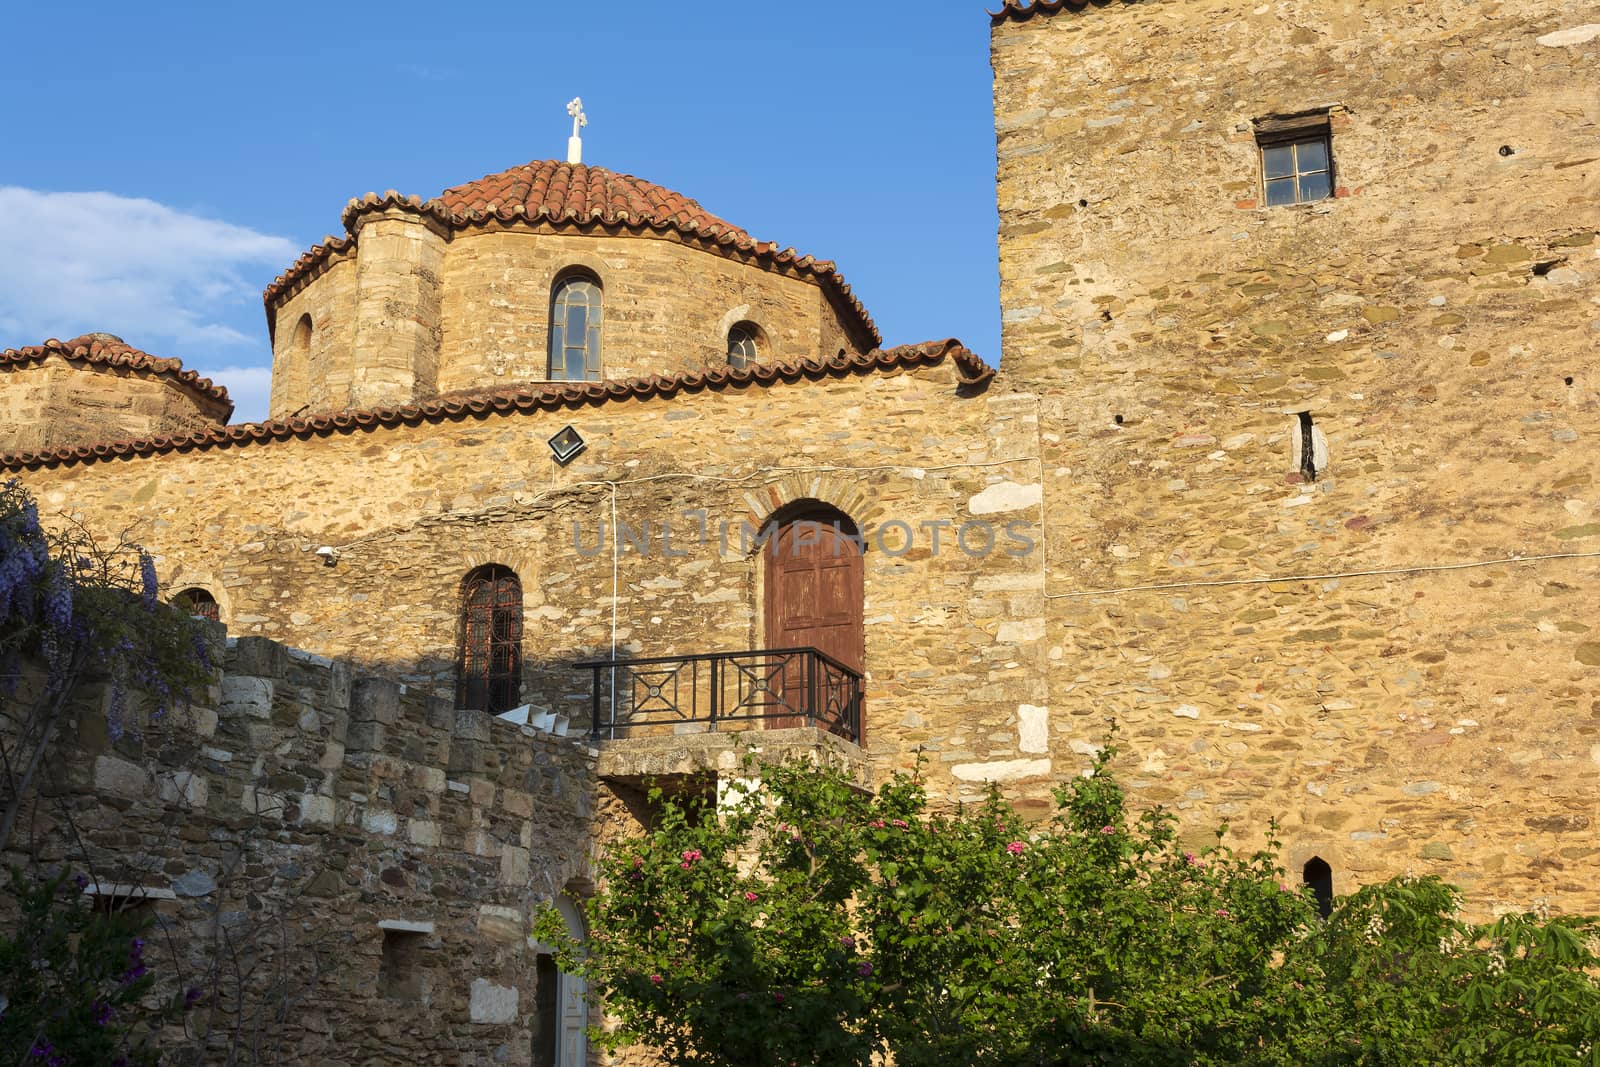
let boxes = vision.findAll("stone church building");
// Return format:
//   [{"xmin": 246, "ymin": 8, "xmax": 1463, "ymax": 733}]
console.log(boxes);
[{"xmin": 2, "ymin": 0, "xmax": 1597, "ymax": 1062}]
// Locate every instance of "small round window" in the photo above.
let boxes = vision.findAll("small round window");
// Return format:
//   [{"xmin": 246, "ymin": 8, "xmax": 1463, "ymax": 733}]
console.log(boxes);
[{"xmin": 727, "ymin": 323, "xmax": 760, "ymax": 370}]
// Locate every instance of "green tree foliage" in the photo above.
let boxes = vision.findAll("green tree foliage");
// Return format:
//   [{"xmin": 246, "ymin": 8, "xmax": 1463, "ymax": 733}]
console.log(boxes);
[
  {"xmin": 0, "ymin": 870, "xmax": 195, "ymax": 1066},
  {"xmin": 537, "ymin": 748, "xmax": 1600, "ymax": 1067}
]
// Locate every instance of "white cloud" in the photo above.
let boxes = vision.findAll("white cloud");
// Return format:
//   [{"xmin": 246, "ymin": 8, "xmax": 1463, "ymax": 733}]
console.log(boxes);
[{"xmin": 0, "ymin": 187, "xmax": 297, "ymax": 422}]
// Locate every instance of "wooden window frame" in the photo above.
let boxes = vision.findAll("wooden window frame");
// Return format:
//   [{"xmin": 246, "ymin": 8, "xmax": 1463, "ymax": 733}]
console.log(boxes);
[{"xmin": 1255, "ymin": 112, "xmax": 1335, "ymax": 208}]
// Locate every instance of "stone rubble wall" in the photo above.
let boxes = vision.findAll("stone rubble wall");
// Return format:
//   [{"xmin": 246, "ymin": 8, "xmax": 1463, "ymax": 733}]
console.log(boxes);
[
  {"xmin": 992, "ymin": 0, "xmax": 1600, "ymax": 916},
  {"xmin": 2, "ymin": 633, "xmax": 608, "ymax": 1066}
]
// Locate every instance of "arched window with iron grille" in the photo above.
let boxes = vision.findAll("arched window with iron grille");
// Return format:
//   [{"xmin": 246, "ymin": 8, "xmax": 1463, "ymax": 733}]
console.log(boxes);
[
  {"xmin": 456, "ymin": 565, "xmax": 524, "ymax": 714},
  {"xmin": 548, "ymin": 273, "xmax": 602, "ymax": 381}
]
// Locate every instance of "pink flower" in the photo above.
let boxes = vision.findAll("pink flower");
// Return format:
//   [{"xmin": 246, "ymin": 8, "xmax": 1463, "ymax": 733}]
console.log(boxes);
[
  {"xmin": 1100, "ymin": 825, "xmax": 1115, "ymax": 835},
  {"xmin": 868, "ymin": 819, "xmax": 885, "ymax": 829},
  {"xmin": 744, "ymin": 891, "xmax": 759, "ymax": 902},
  {"xmin": 891, "ymin": 819, "xmax": 909, "ymax": 829},
  {"xmin": 839, "ymin": 935, "xmax": 856, "ymax": 950},
  {"xmin": 633, "ymin": 856, "xmax": 643, "ymax": 869},
  {"xmin": 650, "ymin": 974, "xmax": 663, "ymax": 986},
  {"xmin": 773, "ymin": 992, "xmax": 785, "ymax": 1003},
  {"xmin": 1215, "ymin": 908, "xmax": 1230, "ymax": 918},
  {"xmin": 1006, "ymin": 841, "xmax": 1027, "ymax": 855},
  {"xmin": 681, "ymin": 849, "xmax": 703, "ymax": 863},
  {"xmin": 1183, "ymin": 851, "xmax": 1199, "ymax": 866},
  {"xmin": 858, "ymin": 961, "xmax": 873, "ymax": 977}
]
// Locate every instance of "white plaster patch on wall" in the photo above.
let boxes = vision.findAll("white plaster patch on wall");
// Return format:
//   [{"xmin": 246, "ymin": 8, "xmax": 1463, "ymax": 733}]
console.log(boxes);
[
  {"xmin": 969, "ymin": 481, "xmax": 1043, "ymax": 516},
  {"xmin": 951, "ymin": 758, "xmax": 1051, "ymax": 782},
  {"xmin": 1537, "ymin": 24, "xmax": 1600, "ymax": 46},
  {"xmin": 1017, "ymin": 704, "xmax": 1049, "ymax": 753}
]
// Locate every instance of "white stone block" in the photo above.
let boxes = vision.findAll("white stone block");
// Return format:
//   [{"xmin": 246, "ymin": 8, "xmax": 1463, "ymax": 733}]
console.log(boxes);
[
  {"xmin": 500, "ymin": 845, "xmax": 529, "ymax": 885},
  {"xmin": 468, "ymin": 979, "xmax": 519, "ymax": 1024},
  {"xmin": 301, "ymin": 794, "xmax": 337, "ymax": 825},
  {"xmin": 969, "ymin": 481, "xmax": 1043, "ymax": 516},
  {"xmin": 219, "ymin": 676, "xmax": 274, "ymax": 719},
  {"xmin": 94, "ymin": 756, "xmax": 149, "ymax": 800},
  {"xmin": 951, "ymin": 758, "xmax": 1051, "ymax": 783},
  {"xmin": 1017, "ymin": 705, "xmax": 1049, "ymax": 754},
  {"xmin": 997, "ymin": 618, "xmax": 1046, "ymax": 644},
  {"xmin": 158, "ymin": 770, "xmax": 207, "ymax": 808},
  {"xmin": 361, "ymin": 808, "xmax": 398, "ymax": 835},
  {"xmin": 1537, "ymin": 23, "xmax": 1600, "ymax": 47}
]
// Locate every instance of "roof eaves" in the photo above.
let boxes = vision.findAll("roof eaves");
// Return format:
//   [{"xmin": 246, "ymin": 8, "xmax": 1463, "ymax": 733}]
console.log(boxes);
[{"xmin": 0, "ymin": 340, "xmax": 988, "ymax": 471}]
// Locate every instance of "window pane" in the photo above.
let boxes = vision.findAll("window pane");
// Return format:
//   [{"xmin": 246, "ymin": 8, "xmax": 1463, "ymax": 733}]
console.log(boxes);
[
  {"xmin": 1263, "ymin": 145, "xmax": 1295, "ymax": 179},
  {"xmin": 1297, "ymin": 138, "xmax": 1329, "ymax": 172},
  {"xmin": 1298, "ymin": 171, "xmax": 1332, "ymax": 202},
  {"xmin": 1265, "ymin": 177, "xmax": 1298, "ymax": 206},
  {"xmin": 568, "ymin": 306, "xmax": 586, "ymax": 342}
]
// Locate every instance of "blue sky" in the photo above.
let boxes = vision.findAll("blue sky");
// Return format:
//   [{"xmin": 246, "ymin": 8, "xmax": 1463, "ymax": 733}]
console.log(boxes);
[{"xmin": 1, "ymin": 1, "xmax": 1002, "ymax": 422}]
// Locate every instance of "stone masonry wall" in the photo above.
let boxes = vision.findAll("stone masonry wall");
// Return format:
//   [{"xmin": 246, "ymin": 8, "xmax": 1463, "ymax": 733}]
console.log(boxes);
[
  {"xmin": 12, "ymin": 365, "xmax": 1044, "ymax": 803},
  {"xmin": 267, "ymin": 225, "xmax": 866, "ymax": 420},
  {"xmin": 0, "ymin": 359, "xmax": 230, "ymax": 454},
  {"xmin": 993, "ymin": 0, "xmax": 1600, "ymax": 916},
  {"xmin": 2, "ymin": 633, "xmax": 608, "ymax": 1066}
]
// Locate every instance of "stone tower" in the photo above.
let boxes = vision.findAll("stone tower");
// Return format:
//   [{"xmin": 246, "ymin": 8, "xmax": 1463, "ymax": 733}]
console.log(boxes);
[{"xmin": 992, "ymin": 0, "xmax": 1600, "ymax": 912}]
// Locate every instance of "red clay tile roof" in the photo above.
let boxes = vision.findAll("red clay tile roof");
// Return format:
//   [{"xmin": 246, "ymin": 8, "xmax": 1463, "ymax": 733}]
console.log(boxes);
[
  {"xmin": 0, "ymin": 340, "xmax": 993, "ymax": 471},
  {"xmin": 990, "ymin": 0, "xmax": 1100, "ymax": 23},
  {"xmin": 0, "ymin": 334, "xmax": 233, "ymax": 412},
  {"xmin": 264, "ymin": 161, "xmax": 880, "ymax": 349}
]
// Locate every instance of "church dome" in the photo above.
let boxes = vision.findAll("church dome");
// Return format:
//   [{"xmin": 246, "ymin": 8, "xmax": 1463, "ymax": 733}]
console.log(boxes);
[
  {"xmin": 434, "ymin": 161, "xmax": 760, "ymax": 245},
  {"xmin": 262, "ymin": 158, "xmax": 881, "ymax": 419}
]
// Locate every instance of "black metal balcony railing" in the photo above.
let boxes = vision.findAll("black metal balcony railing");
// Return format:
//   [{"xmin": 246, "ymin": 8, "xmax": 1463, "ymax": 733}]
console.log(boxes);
[{"xmin": 573, "ymin": 647, "xmax": 862, "ymax": 744}]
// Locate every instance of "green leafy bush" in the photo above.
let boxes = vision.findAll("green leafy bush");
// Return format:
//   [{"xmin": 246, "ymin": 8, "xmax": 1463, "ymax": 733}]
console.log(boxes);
[{"xmin": 538, "ymin": 748, "xmax": 1600, "ymax": 1067}]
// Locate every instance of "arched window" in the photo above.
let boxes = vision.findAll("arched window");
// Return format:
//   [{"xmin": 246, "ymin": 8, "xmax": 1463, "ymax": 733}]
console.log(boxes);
[
  {"xmin": 290, "ymin": 314, "xmax": 312, "ymax": 360},
  {"xmin": 548, "ymin": 274, "xmax": 602, "ymax": 382},
  {"xmin": 726, "ymin": 322, "xmax": 760, "ymax": 370},
  {"xmin": 173, "ymin": 588, "xmax": 220, "ymax": 624},
  {"xmin": 1303, "ymin": 857, "xmax": 1334, "ymax": 919},
  {"xmin": 456, "ymin": 565, "xmax": 524, "ymax": 714}
]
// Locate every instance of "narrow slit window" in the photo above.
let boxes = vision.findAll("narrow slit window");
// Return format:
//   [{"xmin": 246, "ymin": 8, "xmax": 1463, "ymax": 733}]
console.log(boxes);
[
  {"xmin": 1297, "ymin": 411, "xmax": 1318, "ymax": 482},
  {"xmin": 1303, "ymin": 857, "xmax": 1334, "ymax": 919}
]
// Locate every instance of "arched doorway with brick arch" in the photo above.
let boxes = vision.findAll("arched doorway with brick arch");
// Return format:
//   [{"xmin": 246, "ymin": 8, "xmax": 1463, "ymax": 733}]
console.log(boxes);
[{"xmin": 760, "ymin": 501, "xmax": 865, "ymax": 740}]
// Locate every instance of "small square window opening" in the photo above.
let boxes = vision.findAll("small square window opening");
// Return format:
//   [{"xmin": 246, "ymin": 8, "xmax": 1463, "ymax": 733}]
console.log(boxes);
[{"xmin": 1255, "ymin": 111, "xmax": 1335, "ymax": 207}]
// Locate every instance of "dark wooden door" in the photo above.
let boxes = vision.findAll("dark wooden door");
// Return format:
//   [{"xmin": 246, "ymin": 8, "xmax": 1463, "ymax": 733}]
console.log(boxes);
[{"xmin": 764, "ymin": 517, "xmax": 863, "ymax": 730}]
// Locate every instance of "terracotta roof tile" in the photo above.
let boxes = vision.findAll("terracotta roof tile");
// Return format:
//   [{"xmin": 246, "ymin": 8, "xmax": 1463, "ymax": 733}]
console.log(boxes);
[
  {"xmin": 264, "ymin": 162, "xmax": 880, "ymax": 349},
  {"xmin": 0, "ymin": 334, "xmax": 233, "ymax": 411},
  {"xmin": 990, "ymin": 0, "xmax": 1100, "ymax": 24},
  {"xmin": 0, "ymin": 340, "xmax": 992, "ymax": 471}
]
